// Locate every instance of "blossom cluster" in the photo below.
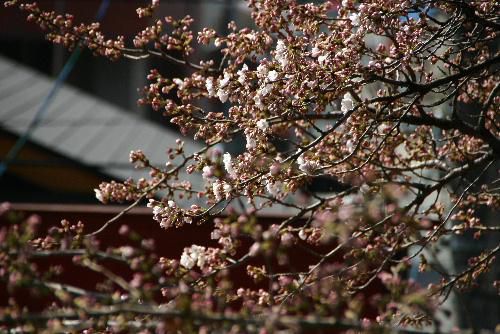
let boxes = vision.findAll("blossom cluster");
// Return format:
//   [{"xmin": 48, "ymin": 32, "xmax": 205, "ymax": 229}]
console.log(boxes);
[{"xmin": 3, "ymin": 0, "xmax": 500, "ymax": 332}]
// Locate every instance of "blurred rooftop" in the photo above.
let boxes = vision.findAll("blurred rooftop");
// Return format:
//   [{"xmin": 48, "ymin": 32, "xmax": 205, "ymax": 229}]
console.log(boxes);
[{"xmin": 0, "ymin": 55, "xmax": 202, "ymax": 202}]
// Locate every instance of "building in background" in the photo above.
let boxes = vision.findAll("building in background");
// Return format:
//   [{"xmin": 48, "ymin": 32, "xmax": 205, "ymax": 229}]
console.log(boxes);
[{"xmin": 0, "ymin": 0, "xmax": 249, "ymax": 203}]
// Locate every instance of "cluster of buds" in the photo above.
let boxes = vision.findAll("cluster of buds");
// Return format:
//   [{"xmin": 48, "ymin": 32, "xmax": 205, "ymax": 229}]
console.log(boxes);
[
  {"xmin": 136, "ymin": 0, "xmax": 160, "ymax": 18},
  {"xmin": 179, "ymin": 245, "xmax": 226, "ymax": 272},
  {"xmin": 4, "ymin": 0, "xmax": 500, "ymax": 331},
  {"xmin": 129, "ymin": 150, "xmax": 149, "ymax": 168},
  {"xmin": 147, "ymin": 199, "xmax": 187, "ymax": 228}
]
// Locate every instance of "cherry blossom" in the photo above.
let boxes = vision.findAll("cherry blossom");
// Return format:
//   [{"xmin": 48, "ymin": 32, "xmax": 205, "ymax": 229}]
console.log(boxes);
[{"xmin": 3, "ymin": 0, "xmax": 500, "ymax": 332}]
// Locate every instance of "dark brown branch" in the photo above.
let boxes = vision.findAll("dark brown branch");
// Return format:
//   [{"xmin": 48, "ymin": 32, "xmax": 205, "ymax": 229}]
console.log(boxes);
[{"xmin": 399, "ymin": 114, "xmax": 500, "ymax": 155}]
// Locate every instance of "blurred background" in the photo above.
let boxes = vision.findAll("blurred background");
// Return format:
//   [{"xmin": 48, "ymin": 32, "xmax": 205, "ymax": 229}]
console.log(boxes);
[{"xmin": 0, "ymin": 0, "xmax": 252, "ymax": 203}]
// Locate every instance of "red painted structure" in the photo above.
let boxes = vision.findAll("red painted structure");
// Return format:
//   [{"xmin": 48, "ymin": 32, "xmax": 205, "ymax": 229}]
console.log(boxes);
[{"xmin": 1, "ymin": 202, "xmax": 384, "ymax": 324}]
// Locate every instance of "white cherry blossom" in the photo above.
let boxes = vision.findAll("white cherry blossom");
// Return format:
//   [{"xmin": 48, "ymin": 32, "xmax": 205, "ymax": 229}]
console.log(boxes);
[
  {"xmin": 246, "ymin": 133, "xmax": 256, "ymax": 150},
  {"xmin": 256, "ymin": 63, "xmax": 268, "ymax": 79},
  {"xmin": 256, "ymin": 119, "xmax": 269, "ymax": 131},
  {"xmin": 217, "ymin": 88, "xmax": 229, "ymax": 103},
  {"xmin": 297, "ymin": 155, "xmax": 320, "ymax": 174},
  {"xmin": 311, "ymin": 46, "xmax": 321, "ymax": 58},
  {"xmin": 349, "ymin": 13, "xmax": 360, "ymax": 26},
  {"xmin": 223, "ymin": 152, "xmax": 236, "ymax": 178},
  {"xmin": 205, "ymin": 77, "xmax": 216, "ymax": 97},
  {"xmin": 223, "ymin": 183, "xmax": 232, "ymax": 199},
  {"xmin": 267, "ymin": 70, "xmax": 278, "ymax": 82},
  {"xmin": 180, "ymin": 245, "xmax": 207, "ymax": 269},
  {"xmin": 265, "ymin": 178, "xmax": 282, "ymax": 197},
  {"xmin": 275, "ymin": 39, "xmax": 288, "ymax": 68},
  {"xmin": 173, "ymin": 78, "xmax": 185, "ymax": 90},
  {"xmin": 237, "ymin": 64, "xmax": 248, "ymax": 85},
  {"xmin": 219, "ymin": 71, "xmax": 231, "ymax": 88},
  {"xmin": 213, "ymin": 181, "xmax": 223, "ymax": 201},
  {"xmin": 94, "ymin": 189, "xmax": 104, "ymax": 203},
  {"xmin": 202, "ymin": 165, "xmax": 213, "ymax": 179},
  {"xmin": 180, "ymin": 252, "xmax": 196, "ymax": 269},
  {"xmin": 341, "ymin": 93, "xmax": 354, "ymax": 112},
  {"xmin": 254, "ymin": 94, "xmax": 265, "ymax": 110},
  {"xmin": 259, "ymin": 83, "xmax": 273, "ymax": 96}
]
